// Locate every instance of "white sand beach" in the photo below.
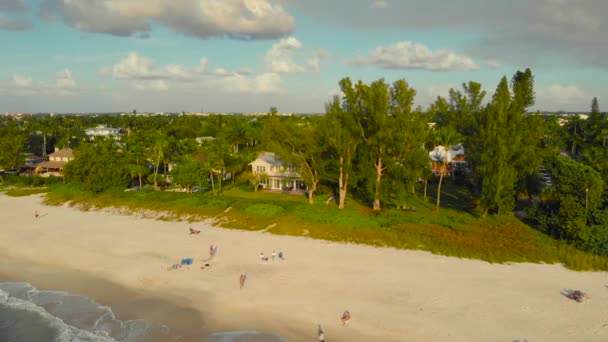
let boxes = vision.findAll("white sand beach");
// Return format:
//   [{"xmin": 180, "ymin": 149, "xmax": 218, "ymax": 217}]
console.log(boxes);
[{"xmin": 1, "ymin": 193, "xmax": 608, "ymax": 341}]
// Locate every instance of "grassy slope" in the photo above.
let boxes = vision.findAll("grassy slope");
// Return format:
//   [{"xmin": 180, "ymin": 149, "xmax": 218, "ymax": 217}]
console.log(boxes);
[{"xmin": 37, "ymin": 182, "xmax": 608, "ymax": 271}]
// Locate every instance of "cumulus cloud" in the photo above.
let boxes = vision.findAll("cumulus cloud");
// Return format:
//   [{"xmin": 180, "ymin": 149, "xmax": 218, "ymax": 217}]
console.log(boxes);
[
  {"xmin": 39, "ymin": 0, "xmax": 295, "ymax": 40},
  {"xmin": 542, "ymin": 84, "xmax": 585, "ymax": 100},
  {"xmin": 12, "ymin": 74, "xmax": 32, "ymax": 88},
  {"xmin": 213, "ymin": 72, "xmax": 282, "ymax": 95},
  {"xmin": 352, "ymin": 41, "xmax": 478, "ymax": 72},
  {"xmin": 101, "ymin": 51, "xmax": 283, "ymax": 94},
  {"xmin": 306, "ymin": 48, "xmax": 330, "ymax": 73},
  {"xmin": 10, "ymin": 70, "xmax": 81, "ymax": 96},
  {"xmin": 55, "ymin": 69, "xmax": 78, "ymax": 95},
  {"xmin": 101, "ymin": 52, "xmax": 196, "ymax": 82},
  {"xmin": 287, "ymin": 0, "xmax": 608, "ymax": 67},
  {"xmin": 265, "ymin": 37, "xmax": 306, "ymax": 73}
]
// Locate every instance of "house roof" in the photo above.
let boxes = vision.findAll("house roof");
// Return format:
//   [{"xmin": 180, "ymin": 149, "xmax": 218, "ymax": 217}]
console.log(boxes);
[
  {"xmin": 249, "ymin": 152, "xmax": 286, "ymax": 166},
  {"xmin": 36, "ymin": 161, "xmax": 67, "ymax": 169},
  {"xmin": 49, "ymin": 148, "xmax": 74, "ymax": 159}
]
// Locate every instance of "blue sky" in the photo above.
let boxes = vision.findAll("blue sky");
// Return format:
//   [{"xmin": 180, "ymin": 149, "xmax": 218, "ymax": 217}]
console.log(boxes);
[{"xmin": 1, "ymin": 0, "xmax": 606, "ymax": 113}]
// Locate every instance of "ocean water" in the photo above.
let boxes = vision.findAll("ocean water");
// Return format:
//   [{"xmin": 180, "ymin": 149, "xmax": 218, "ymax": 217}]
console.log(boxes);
[
  {"xmin": 0, "ymin": 282, "xmax": 170, "ymax": 342},
  {"xmin": 0, "ymin": 282, "xmax": 287, "ymax": 342}
]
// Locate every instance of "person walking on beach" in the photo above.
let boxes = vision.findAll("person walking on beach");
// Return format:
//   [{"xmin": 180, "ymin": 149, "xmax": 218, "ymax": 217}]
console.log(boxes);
[
  {"xmin": 239, "ymin": 273, "xmax": 247, "ymax": 289},
  {"xmin": 318, "ymin": 325, "xmax": 325, "ymax": 342},
  {"xmin": 35, "ymin": 210, "xmax": 39, "ymax": 219},
  {"xmin": 271, "ymin": 250, "xmax": 276, "ymax": 262},
  {"xmin": 209, "ymin": 244, "xmax": 214, "ymax": 258}
]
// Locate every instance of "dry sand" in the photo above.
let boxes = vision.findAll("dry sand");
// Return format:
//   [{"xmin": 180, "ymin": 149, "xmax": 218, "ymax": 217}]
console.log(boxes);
[{"xmin": 1, "ymin": 193, "xmax": 608, "ymax": 341}]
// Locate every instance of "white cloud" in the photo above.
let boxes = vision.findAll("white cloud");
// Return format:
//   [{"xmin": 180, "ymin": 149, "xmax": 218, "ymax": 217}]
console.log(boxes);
[
  {"xmin": 265, "ymin": 37, "xmax": 306, "ymax": 73},
  {"xmin": 353, "ymin": 41, "xmax": 479, "ymax": 72},
  {"xmin": 306, "ymin": 48, "xmax": 330, "ymax": 73},
  {"xmin": 101, "ymin": 52, "xmax": 200, "ymax": 90},
  {"xmin": 101, "ymin": 52, "xmax": 282, "ymax": 94},
  {"xmin": 214, "ymin": 72, "xmax": 282, "ymax": 95},
  {"xmin": 194, "ymin": 57, "xmax": 208, "ymax": 73},
  {"xmin": 236, "ymin": 67, "xmax": 254, "ymax": 75},
  {"xmin": 132, "ymin": 80, "xmax": 169, "ymax": 92},
  {"xmin": 40, "ymin": 0, "xmax": 295, "ymax": 40},
  {"xmin": 214, "ymin": 68, "xmax": 231, "ymax": 76},
  {"xmin": 485, "ymin": 59, "xmax": 501, "ymax": 69},
  {"xmin": 55, "ymin": 69, "xmax": 78, "ymax": 95},
  {"xmin": 101, "ymin": 52, "xmax": 164, "ymax": 80},
  {"xmin": 536, "ymin": 84, "xmax": 586, "ymax": 108},
  {"xmin": 12, "ymin": 74, "xmax": 32, "ymax": 88},
  {"xmin": 370, "ymin": 0, "xmax": 387, "ymax": 9}
]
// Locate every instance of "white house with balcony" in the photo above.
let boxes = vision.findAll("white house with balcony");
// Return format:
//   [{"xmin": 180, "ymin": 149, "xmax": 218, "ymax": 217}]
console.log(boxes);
[
  {"xmin": 249, "ymin": 152, "xmax": 306, "ymax": 191},
  {"xmin": 85, "ymin": 125, "xmax": 122, "ymax": 140}
]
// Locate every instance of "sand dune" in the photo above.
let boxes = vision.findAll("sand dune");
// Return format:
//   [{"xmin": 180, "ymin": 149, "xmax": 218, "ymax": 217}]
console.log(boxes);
[{"xmin": 1, "ymin": 194, "xmax": 607, "ymax": 341}]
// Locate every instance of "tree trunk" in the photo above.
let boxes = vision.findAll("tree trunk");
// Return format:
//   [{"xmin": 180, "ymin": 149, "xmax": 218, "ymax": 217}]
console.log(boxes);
[
  {"xmin": 338, "ymin": 156, "xmax": 348, "ymax": 209},
  {"xmin": 138, "ymin": 173, "xmax": 143, "ymax": 191},
  {"xmin": 424, "ymin": 180, "xmax": 428, "ymax": 199},
  {"xmin": 373, "ymin": 157, "xmax": 383, "ymax": 211},
  {"xmin": 42, "ymin": 134, "xmax": 47, "ymax": 157},
  {"xmin": 218, "ymin": 171, "xmax": 222, "ymax": 194},
  {"xmin": 436, "ymin": 174, "xmax": 444, "ymax": 211},
  {"xmin": 307, "ymin": 189, "xmax": 315, "ymax": 204},
  {"xmin": 210, "ymin": 171, "xmax": 215, "ymax": 194},
  {"xmin": 153, "ymin": 150, "xmax": 161, "ymax": 189}
]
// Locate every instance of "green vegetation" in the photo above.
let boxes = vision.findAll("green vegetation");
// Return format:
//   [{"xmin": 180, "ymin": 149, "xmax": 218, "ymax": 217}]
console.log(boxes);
[
  {"xmin": 3, "ymin": 69, "xmax": 608, "ymax": 269},
  {"xmin": 4, "ymin": 187, "xmax": 49, "ymax": 197},
  {"xmin": 43, "ymin": 182, "xmax": 608, "ymax": 271}
]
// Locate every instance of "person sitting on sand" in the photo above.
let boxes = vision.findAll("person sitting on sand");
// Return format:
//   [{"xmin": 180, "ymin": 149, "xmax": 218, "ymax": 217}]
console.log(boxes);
[
  {"xmin": 278, "ymin": 251, "xmax": 284, "ymax": 260},
  {"xmin": 259, "ymin": 252, "xmax": 268, "ymax": 261},
  {"xmin": 341, "ymin": 310, "xmax": 351, "ymax": 326}
]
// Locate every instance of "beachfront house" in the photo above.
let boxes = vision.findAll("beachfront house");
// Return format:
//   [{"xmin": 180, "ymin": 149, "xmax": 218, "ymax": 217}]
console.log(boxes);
[
  {"xmin": 429, "ymin": 144, "xmax": 468, "ymax": 176},
  {"xmin": 35, "ymin": 147, "xmax": 74, "ymax": 177},
  {"xmin": 85, "ymin": 125, "xmax": 122, "ymax": 141},
  {"xmin": 249, "ymin": 152, "xmax": 306, "ymax": 191}
]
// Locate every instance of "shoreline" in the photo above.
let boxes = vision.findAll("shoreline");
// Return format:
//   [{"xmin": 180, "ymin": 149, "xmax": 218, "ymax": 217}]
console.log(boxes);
[
  {"xmin": 0, "ymin": 255, "xmax": 208, "ymax": 341},
  {"xmin": 1, "ymin": 193, "xmax": 608, "ymax": 341}
]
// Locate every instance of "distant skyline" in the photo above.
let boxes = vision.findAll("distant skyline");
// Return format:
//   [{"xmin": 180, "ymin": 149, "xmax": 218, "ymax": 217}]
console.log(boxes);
[{"xmin": 1, "ymin": 0, "xmax": 606, "ymax": 113}]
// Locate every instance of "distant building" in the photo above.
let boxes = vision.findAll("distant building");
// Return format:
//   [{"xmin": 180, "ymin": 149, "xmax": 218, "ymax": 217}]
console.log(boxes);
[
  {"xmin": 85, "ymin": 124, "xmax": 122, "ymax": 140},
  {"xmin": 195, "ymin": 136, "xmax": 215, "ymax": 145},
  {"xmin": 249, "ymin": 152, "xmax": 306, "ymax": 191},
  {"xmin": 429, "ymin": 144, "xmax": 468, "ymax": 176},
  {"xmin": 36, "ymin": 148, "xmax": 74, "ymax": 177}
]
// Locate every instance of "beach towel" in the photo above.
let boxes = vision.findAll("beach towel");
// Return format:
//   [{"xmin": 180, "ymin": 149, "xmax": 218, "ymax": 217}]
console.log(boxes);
[{"xmin": 181, "ymin": 258, "xmax": 194, "ymax": 265}]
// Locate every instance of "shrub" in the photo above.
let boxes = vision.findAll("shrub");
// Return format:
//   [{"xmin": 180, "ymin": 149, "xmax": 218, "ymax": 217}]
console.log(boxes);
[{"xmin": 245, "ymin": 203, "xmax": 284, "ymax": 217}]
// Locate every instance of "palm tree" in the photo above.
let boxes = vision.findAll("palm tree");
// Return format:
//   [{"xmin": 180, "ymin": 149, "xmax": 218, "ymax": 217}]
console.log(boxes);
[{"xmin": 434, "ymin": 127, "xmax": 462, "ymax": 211}]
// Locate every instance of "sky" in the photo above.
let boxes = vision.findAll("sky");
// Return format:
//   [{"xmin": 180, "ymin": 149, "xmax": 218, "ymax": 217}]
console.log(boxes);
[{"xmin": 0, "ymin": 0, "xmax": 606, "ymax": 113}]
